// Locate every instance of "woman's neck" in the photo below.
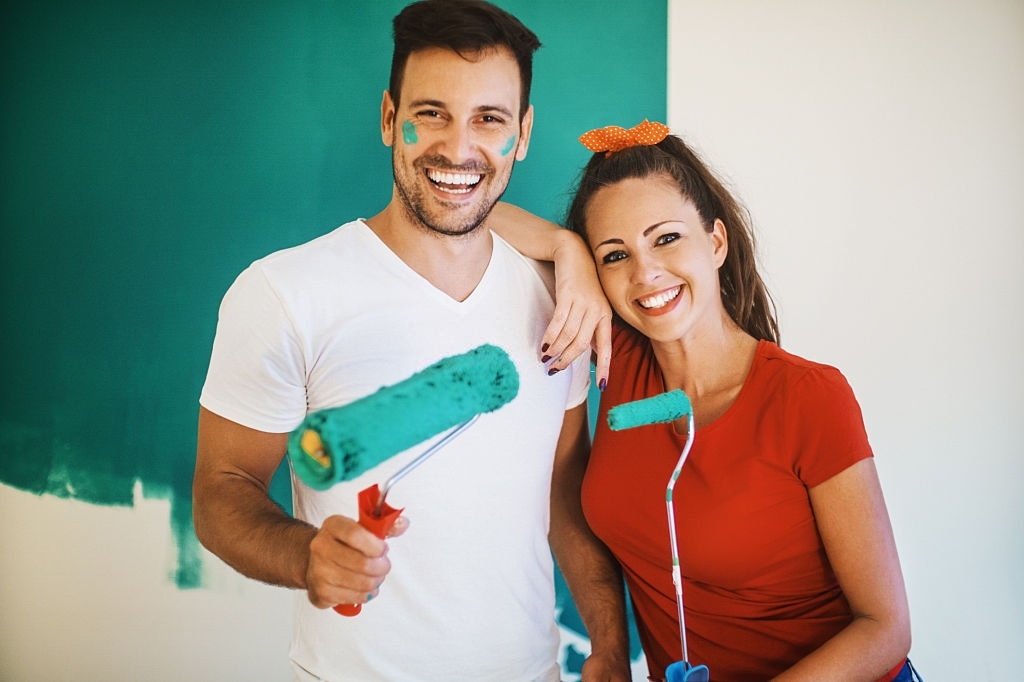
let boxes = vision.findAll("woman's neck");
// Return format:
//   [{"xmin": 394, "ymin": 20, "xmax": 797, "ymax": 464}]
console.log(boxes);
[{"xmin": 650, "ymin": 319, "xmax": 759, "ymax": 430}]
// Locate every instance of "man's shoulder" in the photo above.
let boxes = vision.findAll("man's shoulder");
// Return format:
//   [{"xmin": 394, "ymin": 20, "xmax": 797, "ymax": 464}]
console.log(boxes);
[
  {"xmin": 257, "ymin": 219, "xmax": 364, "ymax": 265},
  {"xmin": 222, "ymin": 219, "xmax": 369, "ymax": 303},
  {"xmin": 492, "ymin": 230, "xmax": 556, "ymax": 296}
]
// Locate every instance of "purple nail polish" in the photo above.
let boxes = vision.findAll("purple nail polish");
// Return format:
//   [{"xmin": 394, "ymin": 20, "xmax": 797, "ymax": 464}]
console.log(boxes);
[
  {"xmin": 599, "ymin": 378, "xmax": 607, "ymax": 392},
  {"xmin": 547, "ymin": 367, "xmax": 560, "ymax": 376},
  {"xmin": 541, "ymin": 343, "xmax": 550, "ymax": 353},
  {"xmin": 541, "ymin": 355, "xmax": 551, "ymax": 363}
]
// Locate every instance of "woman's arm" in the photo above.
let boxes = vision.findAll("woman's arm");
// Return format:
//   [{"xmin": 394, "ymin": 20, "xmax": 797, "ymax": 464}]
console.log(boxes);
[
  {"xmin": 488, "ymin": 202, "xmax": 612, "ymax": 390},
  {"xmin": 549, "ymin": 403, "xmax": 633, "ymax": 681},
  {"xmin": 773, "ymin": 458, "xmax": 911, "ymax": 681}
]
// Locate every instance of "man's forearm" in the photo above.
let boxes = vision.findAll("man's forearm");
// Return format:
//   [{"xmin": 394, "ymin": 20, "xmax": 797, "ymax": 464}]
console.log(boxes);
[
  {"xmin": 193, "ymin": 473, "xmax": 316, "ymax": 589},
  {"xmin": 550, "ymin": 514, "xmax": 631, "ymax": 662}
]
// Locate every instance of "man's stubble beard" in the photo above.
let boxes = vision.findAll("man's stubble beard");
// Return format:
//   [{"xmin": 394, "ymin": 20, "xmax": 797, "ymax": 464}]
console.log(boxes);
[{"xmin": 391, "ymin": 149, "xmax": 515, "ymax": 239}]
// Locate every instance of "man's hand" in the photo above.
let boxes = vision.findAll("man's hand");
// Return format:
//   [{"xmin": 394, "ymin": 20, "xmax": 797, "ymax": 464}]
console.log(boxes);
[
  {"xmin": 305, "ymin": 514, "xmax": 409, "ymax": 609},
  {"xmin": 580, "ymin": 649, "xmax": 634, "ymax": 682}
]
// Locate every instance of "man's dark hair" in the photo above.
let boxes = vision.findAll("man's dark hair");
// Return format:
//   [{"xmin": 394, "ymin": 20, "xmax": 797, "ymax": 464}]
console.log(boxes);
[{"xmin": 390, "ymin": 0, "xmax": 541, "ymax": 120}]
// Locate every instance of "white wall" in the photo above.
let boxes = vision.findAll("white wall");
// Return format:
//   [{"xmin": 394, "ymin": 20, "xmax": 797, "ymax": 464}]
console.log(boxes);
[
  {"xmin": 668, "ymin": 0, "xmax": 1024, "ymax": 679},
  {"xmin": 0, "ymin": 484, "xmax": 295, "ymax": 681}
]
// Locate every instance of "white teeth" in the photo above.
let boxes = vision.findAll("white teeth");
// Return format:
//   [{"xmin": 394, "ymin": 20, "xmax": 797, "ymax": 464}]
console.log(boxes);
[
  {"xmin": 427, "ymin": 170, "xmax": 482, "ymax": 188},
  {"xmin": 638, "ymin": 286, "xmax": 681, "ymax": 309}
]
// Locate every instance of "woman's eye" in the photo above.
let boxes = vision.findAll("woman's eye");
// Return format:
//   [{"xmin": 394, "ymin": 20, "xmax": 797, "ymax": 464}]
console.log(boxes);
[
  {"xmin": 601, "ymin": 250, "xmax": 627, "ymax": 264},
  {"xmin": 655, "ymin": 232, "xmax": 680, "ymax": 246}
]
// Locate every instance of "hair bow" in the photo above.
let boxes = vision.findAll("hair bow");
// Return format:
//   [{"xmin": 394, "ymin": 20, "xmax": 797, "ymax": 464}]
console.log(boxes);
[{"xmin": 579, "ymin": 119, "xmax": 670, "ymax": 156}]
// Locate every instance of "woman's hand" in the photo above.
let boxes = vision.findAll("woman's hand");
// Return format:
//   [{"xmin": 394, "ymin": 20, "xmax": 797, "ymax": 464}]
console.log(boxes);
[
  {"xmin": 543, "ymin": 233, "xmax": 611, "ymax": 391},
  {"xmin": 486, "ymin": 201, "xmax": 613, "ymax": 390}
]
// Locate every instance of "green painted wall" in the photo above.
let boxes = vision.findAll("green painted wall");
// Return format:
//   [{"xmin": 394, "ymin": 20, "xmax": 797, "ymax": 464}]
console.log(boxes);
[{"xmin": 0, "ymin": 0, "xmax": 665, "ymax": 667}]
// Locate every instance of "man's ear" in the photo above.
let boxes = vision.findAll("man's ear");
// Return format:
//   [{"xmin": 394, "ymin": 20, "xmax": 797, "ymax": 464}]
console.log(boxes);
[
  {"xmin": 515, "ymin": 104, "xmax": 534, "ymax": 161},
  {"xmin": 380, "ymin": 90, "xmax": 396, "ymax": 148}
]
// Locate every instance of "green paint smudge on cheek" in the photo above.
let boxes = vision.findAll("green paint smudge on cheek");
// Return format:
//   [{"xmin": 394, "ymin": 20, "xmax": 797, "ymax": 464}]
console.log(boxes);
[
  {"xmin": 402, "ymin": 120, "xmax": 418, "ymax": 145},
  {"xmin": 500, "ymin": 135, "xmax": 517, "ymax": 156}
]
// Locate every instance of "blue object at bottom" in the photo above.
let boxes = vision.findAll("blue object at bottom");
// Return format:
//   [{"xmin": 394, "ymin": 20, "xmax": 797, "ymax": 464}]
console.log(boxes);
[
  {"xmin": 892, "ymin": 658, "xmax": 924, "ymax": 681},
  {"xmin": 665, "ymin": 660, "xmax": 710, "ymax": 682}
]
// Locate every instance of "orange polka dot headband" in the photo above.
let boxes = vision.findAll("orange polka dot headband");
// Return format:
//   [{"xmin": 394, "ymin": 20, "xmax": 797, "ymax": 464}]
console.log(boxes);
[{"xmin": 579, "ymin": 119, "xmax": 670, "ymax": 156}]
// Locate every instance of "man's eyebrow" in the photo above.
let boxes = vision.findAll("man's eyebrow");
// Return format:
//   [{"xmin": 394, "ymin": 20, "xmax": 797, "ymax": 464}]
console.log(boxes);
[
  {"xmin": 475, "ymin": 104, "xmax": 515, "ymax": 118},
  {"xmin": 408, "ymin": 99, "xmax": 445, "ymax": 109}
]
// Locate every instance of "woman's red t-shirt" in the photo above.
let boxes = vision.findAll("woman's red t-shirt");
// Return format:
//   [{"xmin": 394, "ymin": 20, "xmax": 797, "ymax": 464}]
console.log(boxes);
[{"xmin": 582, "ymin": 325, "xmax": 892, "ymax": 681}]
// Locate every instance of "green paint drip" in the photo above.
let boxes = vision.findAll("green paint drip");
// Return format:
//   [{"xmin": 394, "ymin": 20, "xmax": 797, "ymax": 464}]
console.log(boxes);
[
  {"xmin": 171, "ymin": 494, "xmax": 204, "ymax": 588},
  {"xmin": 402, "ymin": 120, "xmax": 418, "ymax": 145},
  {"xmin": 0, "ymin": 417, "xmax": 297, "ymax": 590},
  {"xmin": 500, "ymin": 135, "xmax": 516, "ymax": 156}
]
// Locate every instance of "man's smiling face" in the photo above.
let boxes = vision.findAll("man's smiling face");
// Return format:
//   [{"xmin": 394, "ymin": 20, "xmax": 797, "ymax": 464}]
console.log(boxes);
[{"xmin": 382, "ymin": 45, "xmax": 532, "ymax": 237}]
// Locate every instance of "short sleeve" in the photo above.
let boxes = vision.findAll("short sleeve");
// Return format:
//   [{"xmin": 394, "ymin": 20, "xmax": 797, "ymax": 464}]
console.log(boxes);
[
  {"xmin": 788, "ymin": 365, "xmax": 874, "ymax": 488},
  {"xmin": 564, "ymin": 349, "xmax": 591, "ymax": 410},
  {"xmin": 198, "ymin": 263, "xmax": 309, "ymax": 433}
]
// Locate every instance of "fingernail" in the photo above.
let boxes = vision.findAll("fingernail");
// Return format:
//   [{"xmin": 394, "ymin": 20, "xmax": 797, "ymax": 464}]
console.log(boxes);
[
  {"xmin": 547, "ymin": 367, "xmax": 560, "ymax": 376},
  {"xmin": 541, "ymin": 343, "xmax": 550, "ymax": 352},
  {"xmin": 599, "ymin": 378, "xmax": 607, "ymax": 392},
  {"xmin": 541, "ymin": 355, "xmax": 552, "ymax": 363},
  {"xmin": 366, "ymin": 593, "xmax": 375, "ymax": 602}
]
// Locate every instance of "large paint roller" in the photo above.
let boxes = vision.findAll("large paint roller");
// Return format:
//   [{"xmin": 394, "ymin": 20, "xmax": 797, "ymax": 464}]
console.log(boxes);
[
  {"xmin": 608, "ymin": 390, "xmax": 710, "ymax": 682},
  {"xmin": 287, "ymin": 343, "xmax": 520, "ymax": 616}
]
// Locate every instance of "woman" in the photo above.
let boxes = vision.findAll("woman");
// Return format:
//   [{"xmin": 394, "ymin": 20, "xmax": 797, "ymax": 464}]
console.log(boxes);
[{"xmin": 500, "ymin": 121, "xmax": 916, "ymax": 681}]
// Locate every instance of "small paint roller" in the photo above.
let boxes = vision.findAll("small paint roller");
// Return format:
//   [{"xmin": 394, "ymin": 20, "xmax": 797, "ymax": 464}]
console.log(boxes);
[
  {"xmin": 287, "ymin": 343, "xmax": 520, "ymax": 616},
  {"xmin": 608, "ymin": 390, "xmax": 710, "ymax": 682}
]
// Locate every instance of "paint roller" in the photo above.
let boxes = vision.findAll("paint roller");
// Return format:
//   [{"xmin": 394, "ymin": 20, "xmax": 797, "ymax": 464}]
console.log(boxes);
[
  {"xmin": 287, "ymin": 343, "xmax": 520, "ymax": 615},
  {"xmin": 608, "ymin": 390, "xmax": 710, "ymax": 682}
]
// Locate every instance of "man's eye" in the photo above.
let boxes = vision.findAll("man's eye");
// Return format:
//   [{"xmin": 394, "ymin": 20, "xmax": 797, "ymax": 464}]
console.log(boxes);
[
  {"xmin": 413, "ymin": 111, "xmax": 446, "ymax": 129},
  {"xmin": 601, "ymin": 250, "xmax": 627, "ymax": 264},
  {"xmin": 414, "ymin": 110, "xmax": 444, "ymax": 122}
]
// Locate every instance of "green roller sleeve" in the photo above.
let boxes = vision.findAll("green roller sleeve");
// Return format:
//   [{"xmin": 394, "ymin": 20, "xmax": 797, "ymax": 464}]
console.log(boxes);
[
  {"xmin": 288, "ymin": 344, "xmax": 520, "ymax": 490},
  {"xmin": 607, "ymin": 389, "xmax": 692, "ymax": 431}
]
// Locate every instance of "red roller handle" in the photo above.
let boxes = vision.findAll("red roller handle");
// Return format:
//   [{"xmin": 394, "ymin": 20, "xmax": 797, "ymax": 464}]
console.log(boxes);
[{"xmin": 333, "ymin": 484, "xmax": 404, "ymax": 617}]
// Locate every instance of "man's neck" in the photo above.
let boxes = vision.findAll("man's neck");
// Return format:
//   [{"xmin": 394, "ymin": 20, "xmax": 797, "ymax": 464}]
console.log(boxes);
[{"xmin": 364, "ymin": 203, "xmax": 493, "ymax": 302}]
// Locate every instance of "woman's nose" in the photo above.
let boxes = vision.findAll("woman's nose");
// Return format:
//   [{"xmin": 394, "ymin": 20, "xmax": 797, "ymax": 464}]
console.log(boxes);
[{"xmin": 630, "ymin": 250, "xmax": 663, "ymax": 285}]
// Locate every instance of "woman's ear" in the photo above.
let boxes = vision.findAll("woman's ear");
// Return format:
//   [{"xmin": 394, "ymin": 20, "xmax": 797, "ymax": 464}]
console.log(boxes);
[{"xmin": 711, "ymin": 218, "xmax": 728, "ymax": 268}]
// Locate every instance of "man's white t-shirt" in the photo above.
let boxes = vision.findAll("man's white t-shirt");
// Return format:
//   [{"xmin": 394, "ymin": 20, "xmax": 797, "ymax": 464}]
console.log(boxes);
[{"xmin": 200, "ymin": 220, "xmax": 589, "ymax": 681}]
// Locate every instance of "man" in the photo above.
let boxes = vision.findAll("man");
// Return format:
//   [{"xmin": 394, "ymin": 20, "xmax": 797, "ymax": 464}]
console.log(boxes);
[{"xmin": 192, "ymin": 1, "xmax": 627, "ymax": 680}]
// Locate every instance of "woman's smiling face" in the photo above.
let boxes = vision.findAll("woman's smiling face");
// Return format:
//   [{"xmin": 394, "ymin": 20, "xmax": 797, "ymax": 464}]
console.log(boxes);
[{"xmin": 585, "ymin": 174, "xmax": 728, "ymax": 342}]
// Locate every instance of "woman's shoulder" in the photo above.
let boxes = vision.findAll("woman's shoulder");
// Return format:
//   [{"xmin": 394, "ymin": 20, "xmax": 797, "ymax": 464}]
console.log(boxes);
[{"xmin": 753, "ymin": 340, "xmax": 855, "ymax": 397}]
